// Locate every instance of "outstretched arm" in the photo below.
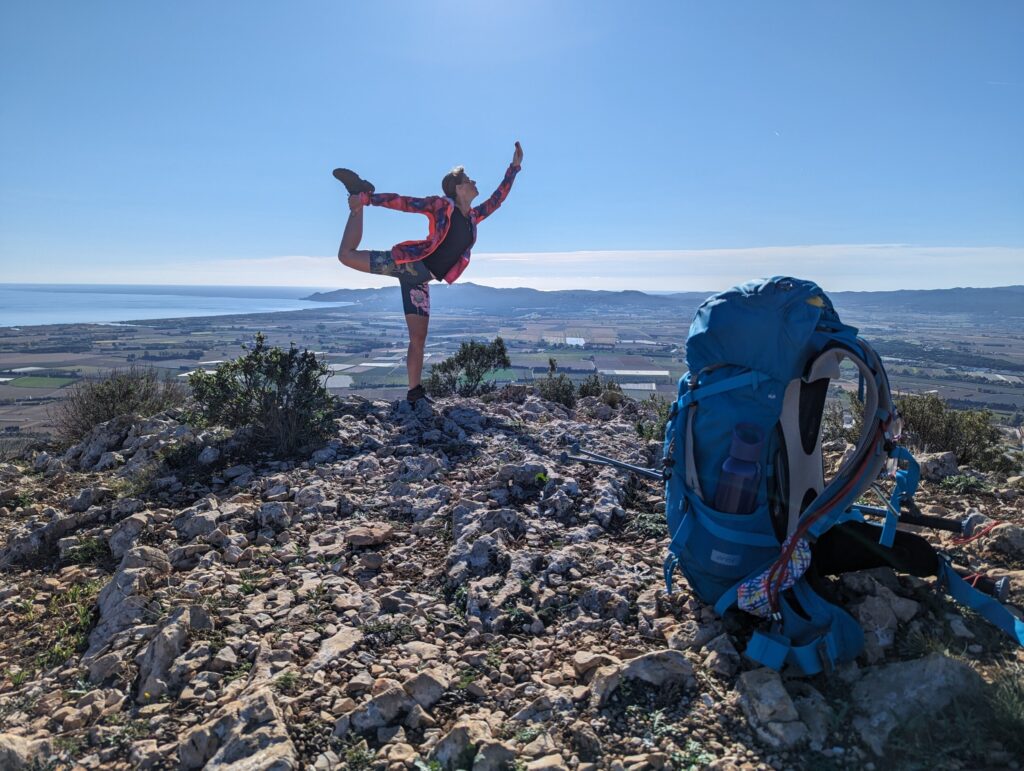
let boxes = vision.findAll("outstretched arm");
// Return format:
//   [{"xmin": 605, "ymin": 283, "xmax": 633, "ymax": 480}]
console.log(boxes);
[{"xmin": 473, "ymin": 141, "xmax": 523, "ymax": 222}]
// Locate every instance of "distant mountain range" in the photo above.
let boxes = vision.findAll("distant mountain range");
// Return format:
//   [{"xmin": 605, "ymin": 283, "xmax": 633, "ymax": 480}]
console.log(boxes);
[{"xmin": 305, "ymin": 283, "xmax": 1024, "ymax": 318}]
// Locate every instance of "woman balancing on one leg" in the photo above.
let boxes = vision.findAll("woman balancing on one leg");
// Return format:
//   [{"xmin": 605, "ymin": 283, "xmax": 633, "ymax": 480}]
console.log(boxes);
[{"xmin": 335, "ymin": 141, "xmax": 523, "ymax": 403}]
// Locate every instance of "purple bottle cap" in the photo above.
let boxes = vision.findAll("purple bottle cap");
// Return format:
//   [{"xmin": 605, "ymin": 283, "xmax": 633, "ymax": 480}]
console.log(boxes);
[{"xmin": 730, "ymin": 423, "xmax": 764, "ymax": 462}]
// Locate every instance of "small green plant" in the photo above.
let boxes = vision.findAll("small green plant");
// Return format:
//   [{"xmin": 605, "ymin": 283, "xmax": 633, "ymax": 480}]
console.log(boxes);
[
  {"xmin": 341, "ymin": 736, "xmax": 375, "ymax": 771},
  {"xmin": 98, "ymin": 713, "xmax": 149, "ymax": 752},
  {"xmin": 450, "ymin": 584, "xmax": 468, "ymax": 614},
  {"xmin": 53, "ymin": 734, "xmax": 87, "ymax": 758},
  {"xmin": 535, "ymin": 358, "xmax": 576, "ymax": 409},
  {"xmin": 49, "ymin": 365, "xmax": 187, "ymax": 447},
  {"xmin": 223, "ymin": 660, "xmax": 252, "ymax": 684},
  {"xmin": 940, "ymin": 474, "xmax": 990, "ymax": 494},
  {"xmin": 14, "ymin": 597, "xmax": 37, "ymax": 619},
  {"xmin": 10, "ymin": 490, "xmax": 35, "ymax": 509},
  {"xmin": 6, "ymin": 667, "xmax": 32, "ymax": 687},
  {"xmin": 671, "ymin": 738, "xmax": 715, "ymax": 770},
  {"xmin": 188, "ymin": 333, "xmax": 336, "ymax": 456},
  {"xmin": 486, "ymin": 643, "xmax": 503, "ymax": 670},
  {"xmin": 425, "ymin": 337, "xmax": 511, "ymax": 397},
  {"xmin": 514, "ymin": 725, "xmax": 543, "ymax": 743},
  {"xmin": 34, "ymin": 580, "xmax": 102, "ymax": 671},
  {"xmin": 238, "ymin": 570, "xmax": 262, "ymax": 595},
  {"xmin": 62, "ymin": 536, "xmax": 114, "ymax": 568},
  {"xmin": 272, "ymin": 670, "xmax": 302, "ymax": 695},
  {"xmin": 455, "ymin": 666, "xmax": 482, "ymax": 690}
]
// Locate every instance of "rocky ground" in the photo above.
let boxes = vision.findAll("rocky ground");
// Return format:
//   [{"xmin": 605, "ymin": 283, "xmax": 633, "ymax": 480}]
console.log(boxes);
[{"xmin": 0, "ymin": 390, "xmax": 1023, "ymax": 771}]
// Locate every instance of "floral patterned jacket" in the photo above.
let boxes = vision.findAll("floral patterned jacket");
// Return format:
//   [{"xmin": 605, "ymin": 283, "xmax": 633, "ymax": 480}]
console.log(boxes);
[{"xmin": 358, "ymin": 163, "xmax": 520, "ymax": 284}]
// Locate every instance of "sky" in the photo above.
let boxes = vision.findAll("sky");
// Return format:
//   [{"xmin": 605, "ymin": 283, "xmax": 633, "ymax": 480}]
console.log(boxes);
[{"xmin": 1, "ymin": 1, "xmax": 1022, "ymax": 293}]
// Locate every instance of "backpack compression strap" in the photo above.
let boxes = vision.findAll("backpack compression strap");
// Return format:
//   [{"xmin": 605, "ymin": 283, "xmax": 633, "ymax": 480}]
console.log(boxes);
[{"xmin": 937, "ymin": 557, "xmax": 1024, "ymax": 646}]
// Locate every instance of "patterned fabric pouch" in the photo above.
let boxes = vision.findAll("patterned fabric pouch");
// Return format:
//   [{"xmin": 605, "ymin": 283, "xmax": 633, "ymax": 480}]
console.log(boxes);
[{"xmin": 736, "ymin": 536, "xmax": 812, "ymax": 618}]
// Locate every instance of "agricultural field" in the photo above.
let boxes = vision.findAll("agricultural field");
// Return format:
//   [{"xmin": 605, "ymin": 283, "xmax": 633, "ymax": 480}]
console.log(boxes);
[{"xmin": 1, "ymin": 294, "xmax": 1023, "ymax": 434}]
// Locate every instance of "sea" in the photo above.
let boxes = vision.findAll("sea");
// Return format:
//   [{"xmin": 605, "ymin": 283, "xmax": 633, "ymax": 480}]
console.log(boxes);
[{"xmin": 0, "ymin": 284, "xmax": 351, "ymax": 328}]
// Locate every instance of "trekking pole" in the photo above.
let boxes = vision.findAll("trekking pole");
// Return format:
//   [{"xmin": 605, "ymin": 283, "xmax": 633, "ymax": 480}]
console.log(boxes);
[
  {"xmin": 852, "ymin": 497, "xmax": 965, "ymax": 535},
  {"xmin": 558, "ymin": 444, "xmax": 665, "ymax": 481}
]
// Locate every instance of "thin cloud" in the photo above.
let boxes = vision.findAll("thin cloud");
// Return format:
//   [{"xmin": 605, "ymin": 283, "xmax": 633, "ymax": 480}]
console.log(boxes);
[{"xmin": 10, "ymin": 245, "xmax": 1021, "ymax": 292}]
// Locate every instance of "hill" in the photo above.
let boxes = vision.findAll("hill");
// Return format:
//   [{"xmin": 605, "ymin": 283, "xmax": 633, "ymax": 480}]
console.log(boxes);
[
  {"xmin": 307, "ymin": 283, "xmax": 1024, "ymax": 320},
  {"xmin": 0, "ymin": 393, "xmax": 1022, "ymax": 768}
]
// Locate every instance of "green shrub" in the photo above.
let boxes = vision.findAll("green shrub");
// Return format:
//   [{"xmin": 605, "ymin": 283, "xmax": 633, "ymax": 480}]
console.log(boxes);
[
  {"xmin": 535, "ymin": 358, "xmax": 576, "ymax": 409},
  {"xmin": 50, "ymin": 366, "xmax": 187, "ymax": 446},
  {"xmin": 577, "ymin": 373, "xmax": 603, "ymax": 399},
  {"xmin": 187, "ymin": 334, "xmax": 335, "ymax": 456},
  {"xmin": 939, "ymin": 474, "xmax": 990, "ymax": 495},
  {"xmin": 897, "ymin": 393, "xmax": 1009, "ymax": 471},
  {"xmin": 636, "ymin": 395, "xmax": 672, "ymax": 441},
  {"xmin": 425, "ymin": 337, "xmax": 511, "ymax": 397},
  {"xmin": 821, "ymin": 390, "xmax": 863, "ymax": 445}
]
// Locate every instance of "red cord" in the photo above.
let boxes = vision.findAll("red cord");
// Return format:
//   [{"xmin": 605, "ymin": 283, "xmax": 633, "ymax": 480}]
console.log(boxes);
[
  {"xmin": 767, "ymin": 425, "xmax": 886, "ymax": 612},
  {"xmin": 952, "ymin": 521, "xmax": 1001, "ymax": 546}
]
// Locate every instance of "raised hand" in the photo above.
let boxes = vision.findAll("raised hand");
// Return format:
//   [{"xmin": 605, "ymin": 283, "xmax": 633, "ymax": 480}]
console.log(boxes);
[{"xmin": 512, "ymin": 140, "xmax": 523, "ymax": 167}]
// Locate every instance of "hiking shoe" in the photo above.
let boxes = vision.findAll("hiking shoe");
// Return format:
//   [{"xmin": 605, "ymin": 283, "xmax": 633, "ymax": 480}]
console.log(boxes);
[
  {"xmin": 332, "ymin": 168, "xmax": 375, "ymax": 195},
  {"xmin": 407, "ymin": 384, "xmax": 432, "ymax": 404}
]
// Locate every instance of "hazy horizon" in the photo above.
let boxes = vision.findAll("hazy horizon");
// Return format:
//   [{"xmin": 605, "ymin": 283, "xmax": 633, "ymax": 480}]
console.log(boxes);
[{"xmin": 3, "ymin": 274, "xmax": 1023, "ymax": 296}]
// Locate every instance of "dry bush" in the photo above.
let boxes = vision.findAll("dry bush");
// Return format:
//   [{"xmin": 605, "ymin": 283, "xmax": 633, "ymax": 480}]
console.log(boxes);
[{"xmin": 50, "ymin": 366, "xmax": 187, "ymax": 447}]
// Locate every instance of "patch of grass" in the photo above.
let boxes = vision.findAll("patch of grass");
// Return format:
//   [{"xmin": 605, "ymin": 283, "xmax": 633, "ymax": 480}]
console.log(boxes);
[
  {"xmin": 5, "ymin": 667, "xmax": 33, "ymax": 687},
  {"xmin": 455, "ymin": 666, "xmax": 482, "ymax": 690},
  {"xmin": 223, "ymin": 660, "xmax": 252, "ymax": 684},
  {"xmin": 272, "ymin": 670, "xmax": 302, "ymax": 696},
  {"xmin": 14, "ymin": 596, "xmax": 38, "ymax": 620},
  {"xmin": 486, "ymin": 643, "xmax": 503, "ymax": 670},
  {"xmin": 97, "ymin": 713, "xmax": 149, "ymax": 753},
  {"xmin": 8, "ymin": 376, "xmax": 78, "ymax": 389},
  {"xmin": 9, "ymin": 490, "xmax": 35, "ymax": 509},
  {"xmin": 108, "ymin": 467, "xmax": 157, "ymax": 500},
  {"xmin": 33, "ymin": 580, "xmax": 102, "ymax": 671},
  {"xmin": 62, "ymin": 536, "xmax": 115, "ymax": 569},
  {"xmin": 988, "ymin": 662, "xmax": 1024, "ymax": 755},
  {"xmin": 52, "ymin": 734, "xmax": 87, "ymax": 759},
  {"xmin": 238, "ymin": 569, "xmax": 264, "ymax": 595}
]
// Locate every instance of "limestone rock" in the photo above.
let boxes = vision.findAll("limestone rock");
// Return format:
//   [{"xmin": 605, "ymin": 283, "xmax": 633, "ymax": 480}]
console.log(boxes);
[
  {"xmin": 305, "ymin": 626, "xmax": 363, "ymax": 672},
  {"xmin": 179, "ymin": 687, "xmax": 297, "ymax": 769},
  {"xmin": 736, "ymin": 668, "xmax": 808, "ymax": 749},
  {"xmin": 430, "ymin": 717, "xmax": 493, "ymax": 770},
  {"xmin": 851, "ymin": 654, "xmax": 984, "ymax": 755}
]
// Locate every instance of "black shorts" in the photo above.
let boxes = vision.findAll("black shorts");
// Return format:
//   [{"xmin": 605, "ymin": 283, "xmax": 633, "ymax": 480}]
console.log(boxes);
[{"xmin": 369, "ymin": 250, "xmax": 432, "ymax": 317}]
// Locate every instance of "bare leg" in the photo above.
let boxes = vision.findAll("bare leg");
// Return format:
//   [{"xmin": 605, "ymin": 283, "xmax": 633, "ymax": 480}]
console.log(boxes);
[
  {"xmin": 405, "ymin": 313, "xmax": 429, "ymax": 388},
  {"xmin": 338, "ymin": 207, "xmax": 373, "ymax": 272}
]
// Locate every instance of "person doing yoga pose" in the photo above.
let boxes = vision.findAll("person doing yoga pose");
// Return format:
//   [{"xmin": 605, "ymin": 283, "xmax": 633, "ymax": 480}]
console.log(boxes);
[{"xmin": 335, "ymin": 141, "xmax": 523, "ymax": 403}]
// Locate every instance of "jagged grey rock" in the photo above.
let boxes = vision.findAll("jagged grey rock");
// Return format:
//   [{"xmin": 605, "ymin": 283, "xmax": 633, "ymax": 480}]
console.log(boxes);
[
  {"xmin": 736, "ymin": 668, "xmax": 809, "ymax": 749},
  {"xmin": 851, "ymin": 653, "xmax": 984, "ymax": 755}
]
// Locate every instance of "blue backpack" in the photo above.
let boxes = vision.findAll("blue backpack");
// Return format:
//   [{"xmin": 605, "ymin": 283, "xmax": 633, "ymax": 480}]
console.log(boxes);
[{"xmin": 662, "ymin": 276, "xmax": 1024, "ymax": 675}]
